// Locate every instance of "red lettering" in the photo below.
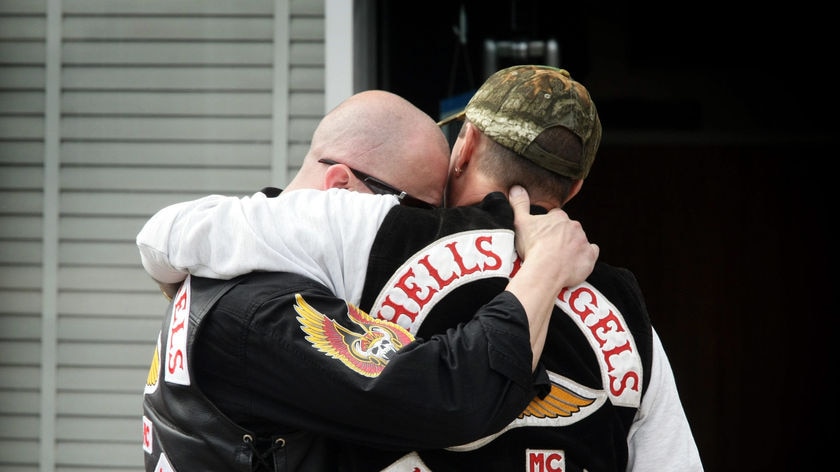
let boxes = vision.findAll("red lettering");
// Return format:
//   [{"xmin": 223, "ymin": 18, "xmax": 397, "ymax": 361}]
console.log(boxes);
[
  {"xmin": 602, "ymin": 341, "xmax": 632, "ymax": 372},
  {"xmin": 557, "ymin": 286, "xmax": 569, "ymax": 303},
  {"xmin": 529, "ymin": 453, "xmax": 543, "ymax": 472},
  {"xmin": 529, "ymin": 451, "xmax": 564, "ymax": 472},
  {"xmin": 417, "ymin": 255, "xmax": 455, "ymax": 290},
  {"xmin": 379, "ymin": 295, "xmax": 419, "ymax": 325},
  {"xmin": 588, "ymin": 310, "xmax": 626, "ymax": 347},
  {"xmin": 475, "ymin": 235, "xmax": 502, "ymax": 270},
  {"xmin": 167, "ymin": 348, "xmax": 184, "ymax": 374},
  {"xmin": 168, "ymin": 315, "xmax": 186, "ymax": 352},
  {"xmin": 609, "ymin": 370, "xmax": 640, "ymax": 396},
  {"xmin": 509, "ymin": 256, "xmax": 522, "ymax": 277},
  {"xmin": 393, "ymin": 268, "xmax": 434, "ymax": 306},
  {"xmin": 173, "ymin": 289, "xmax": 188, "ymax": 311},
  {"xmin": 446, "ymin": 241, "xmax": 480, "ymax": 276},
  {"xmin": 568, "ymin": 286, "xmax": 597, "ymax": 323},
  {"xmin": 168, "ymin": 290, "xmax": 189, "ymax": 349},
  {"xmin": 143, "ymin": 421, "xmax": 151, "ymax": 447},
  {"xmin": 545, "ymin": 453, "xmax": 564, "ymax": 472},
  {"xmin": 166, "ymin": 301, "xmax": 189, "ymax": 375}
]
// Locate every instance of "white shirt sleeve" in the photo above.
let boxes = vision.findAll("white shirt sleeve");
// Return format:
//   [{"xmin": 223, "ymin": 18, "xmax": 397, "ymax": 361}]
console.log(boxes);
[
  {"xmin": 136, "ymin": 188, "xmax": 399, "ymax": 303},
  {"xmin": 626, "ymin": 328, "xmax": 704, "ymax": 471}
]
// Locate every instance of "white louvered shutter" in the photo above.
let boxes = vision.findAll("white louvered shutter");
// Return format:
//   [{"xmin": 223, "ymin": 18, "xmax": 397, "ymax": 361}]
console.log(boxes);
[{"xmin": 0, "ymin": 0, "xmax": 326, "ymax": 469}]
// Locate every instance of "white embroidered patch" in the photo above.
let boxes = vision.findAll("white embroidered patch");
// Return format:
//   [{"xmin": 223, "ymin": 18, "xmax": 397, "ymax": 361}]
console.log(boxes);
[
  {"xmin": 153, "ymin": 452, "xmax": 175, "ymax": 472},
  {"xmin": 372, "ymin": 229, "xmax": 644, "ymax": 410},
  {"xmin": 526, "ymin": 449, "xmax": 566, "ymax": 472},
  {"xmin": 370, "ymin": 229, "xmax": 516, "ymax": 333},
  {"xmin": 557, "ymin": 283, "xmax": 642, "ymax": 408},
  {"xmin": 142, "ymin": 415, "xmax": 153, "ymax": 454},
  {"xmin": 380, "ymin": 451, "xmax": 432, "ymax": 471},
  {"xmin": 164, "ymin": 276, "xmax": 191, "ymax": 386}
]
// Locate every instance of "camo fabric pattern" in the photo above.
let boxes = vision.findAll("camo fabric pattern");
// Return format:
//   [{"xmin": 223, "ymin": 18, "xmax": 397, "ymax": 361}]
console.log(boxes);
[{"xmin": 465, "ymin": 65, "xmax": 602, "ymax": 180}]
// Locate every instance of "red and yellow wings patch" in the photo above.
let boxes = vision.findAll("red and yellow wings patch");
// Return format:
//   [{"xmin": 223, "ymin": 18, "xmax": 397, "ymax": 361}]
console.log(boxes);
[{"xmin": 294, "ymin": 293, "xmax": 415, "ymax": 377}]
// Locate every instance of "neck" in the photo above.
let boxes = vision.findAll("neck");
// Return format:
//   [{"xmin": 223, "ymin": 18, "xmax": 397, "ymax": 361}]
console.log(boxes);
[
  {"xmin": 447, "ymin": 172, "xmax": 501, "ymax": 207},
  {"xmin": 446, "ymin": 173, "xmax": 562, "ymax": 210}
]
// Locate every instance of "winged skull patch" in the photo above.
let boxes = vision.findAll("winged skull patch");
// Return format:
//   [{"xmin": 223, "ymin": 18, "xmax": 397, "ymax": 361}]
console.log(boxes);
[{"xmin": 294, "ymin": 293, "xmax": 415, "ymax": 377}]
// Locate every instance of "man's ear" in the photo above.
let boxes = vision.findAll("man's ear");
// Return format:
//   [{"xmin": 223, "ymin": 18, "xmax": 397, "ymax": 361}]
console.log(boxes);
[
  {"xmin": 454, "ymin": 122, "xmax": 479, "ymax": 171},
  {"xmin": 322, "ymin": 163, "xmax": 353, "ymax": 189},
  {"xmin": 565, "ymin": 179, "xmax": 584, "ymax": 203}
]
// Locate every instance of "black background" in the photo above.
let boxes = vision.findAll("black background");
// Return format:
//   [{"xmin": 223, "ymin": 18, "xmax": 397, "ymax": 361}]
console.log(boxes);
[{"xmin": 375, "ymin": 1, "xmax": 833, "ymax": 470}]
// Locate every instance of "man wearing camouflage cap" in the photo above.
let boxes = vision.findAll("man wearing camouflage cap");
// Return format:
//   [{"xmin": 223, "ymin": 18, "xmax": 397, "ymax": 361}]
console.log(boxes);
[
  {"xmin": 439, "ymin": 65, "xmax": 601, "ymax": 208},
  {"xmin": 395, "ymin": 64, "xmax": 702, "ymax": 470},
  {"xmin": 138, "ymin": 65, "xmax": 703, "ymax": 470}
]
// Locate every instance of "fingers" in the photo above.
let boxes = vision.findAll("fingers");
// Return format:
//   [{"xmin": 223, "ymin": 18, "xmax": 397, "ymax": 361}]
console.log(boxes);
[
  {"xmin": 507, "ymin": 185, "xmax": 530, "ymax": 220},
  {"xmin": 506, "ymin": 185, "xmax": 599, "ymax": 289}
]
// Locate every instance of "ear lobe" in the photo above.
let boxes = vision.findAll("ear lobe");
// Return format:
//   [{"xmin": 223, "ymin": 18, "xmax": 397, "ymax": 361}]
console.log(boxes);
[{"xmin": 323, "ymin": 164, "xmax": 353, "ymax": 189}]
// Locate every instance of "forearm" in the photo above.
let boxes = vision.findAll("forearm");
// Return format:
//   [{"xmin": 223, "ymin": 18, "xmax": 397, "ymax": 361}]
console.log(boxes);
[
  {"xmin": 136, "ymin": 189, "xmax": 394, "ymax": 301},
  {"xmin": 137, "ymin": 193, "xmax": 281, "ymax": 282},
  {"xmin": 245, "ymin": 288, "xmax": 541, "ymax": 450},
  {"xmin": 504, "ymin": 260, "xmax": 562, "ymax": 370},
  {"xmin": 359, "ymin": 299, "xmax": 539, "ymax": 449},
  {"xmin": 507, "ymin": 189, "xmax": 598, "ymax": 371}
]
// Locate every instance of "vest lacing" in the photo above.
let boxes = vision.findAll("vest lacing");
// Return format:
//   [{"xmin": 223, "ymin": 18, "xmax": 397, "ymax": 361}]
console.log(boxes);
[{"xmin": 243, "ymin": 434, "xmax": 286, "ymax": 471}]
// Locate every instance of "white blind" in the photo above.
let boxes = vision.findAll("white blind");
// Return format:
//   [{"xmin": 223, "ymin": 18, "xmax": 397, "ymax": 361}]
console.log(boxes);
[{"xmin": 0, "ymin": 0, "xmax": 326, "ymax": 469}]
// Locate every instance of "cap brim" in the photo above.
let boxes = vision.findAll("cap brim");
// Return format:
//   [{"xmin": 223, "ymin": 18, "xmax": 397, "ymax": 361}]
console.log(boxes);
[{"xmin": 437, "ymin": 110, "xmax": 466, "ymax": 127}]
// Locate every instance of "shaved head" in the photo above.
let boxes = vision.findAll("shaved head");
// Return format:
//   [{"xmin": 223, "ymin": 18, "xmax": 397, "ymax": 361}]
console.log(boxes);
[{"xmin": 294, "ymin": 90, "xmax": 451, "ymax": 207}]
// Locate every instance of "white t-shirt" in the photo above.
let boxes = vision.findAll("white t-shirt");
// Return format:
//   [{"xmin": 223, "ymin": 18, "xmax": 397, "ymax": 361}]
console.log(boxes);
[{"xmin": 137, "ymin": 188, "xmax": 398, "ymax": 303}]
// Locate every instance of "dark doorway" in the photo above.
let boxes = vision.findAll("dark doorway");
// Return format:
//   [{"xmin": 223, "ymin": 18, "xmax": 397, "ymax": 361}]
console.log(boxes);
[{"xmin": 374, "ymin": 2, "xmax": 832, "ymax": 469}]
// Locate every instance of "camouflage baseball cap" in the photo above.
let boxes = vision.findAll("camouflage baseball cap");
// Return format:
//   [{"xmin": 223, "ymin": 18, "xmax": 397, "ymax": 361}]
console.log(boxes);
[{"xmin": 439, "ymin": 65, "xmax": 601, "ymax": 180}]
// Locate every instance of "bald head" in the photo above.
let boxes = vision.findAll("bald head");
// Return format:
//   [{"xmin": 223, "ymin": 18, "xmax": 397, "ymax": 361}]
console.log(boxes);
[{"xmin": 290, "ymin": 90, "xmax": 451, "ymax": 207}]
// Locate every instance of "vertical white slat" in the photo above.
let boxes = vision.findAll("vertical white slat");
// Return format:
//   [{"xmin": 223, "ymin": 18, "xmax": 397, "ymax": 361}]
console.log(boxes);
[
  {"xmin": 285, "ymin": 0, "xmax": 326, "ymax": 179},
  {"xmin": 0, "ymin": 1, "xmax": 322, "ymax": 469},
  {"xmin": 271, "ymin": 0, "xmax": 290, "ymax": 185},
  {"xmin": 55, "ymin": 2, "xmax": 281, "ymax": 470},
  {"xmin": 352, "ymin": 0, "xmax": 376, "ymax": 92},
  {"xmin": 0, "ymin": 3, "xmax": 48, "ymax": 469},
  {"xmin": 41, "ymin": 0, "xmax": 61, "ymax": 470},
  {"xmin": 325, "ymin": 0, "xmax": 353, "ymax": 111}
]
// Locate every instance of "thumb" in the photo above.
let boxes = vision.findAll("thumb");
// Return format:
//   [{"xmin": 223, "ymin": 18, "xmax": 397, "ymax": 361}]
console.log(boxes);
[{"xmin": 508, "ymin": 185, "xmax": 531, "ymax": 218}]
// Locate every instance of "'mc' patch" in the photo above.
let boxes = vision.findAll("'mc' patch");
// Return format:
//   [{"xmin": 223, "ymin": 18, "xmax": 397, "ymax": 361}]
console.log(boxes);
[{"xmin": 527, "ymin": 449, "xmax": 565, "ymax": 472}]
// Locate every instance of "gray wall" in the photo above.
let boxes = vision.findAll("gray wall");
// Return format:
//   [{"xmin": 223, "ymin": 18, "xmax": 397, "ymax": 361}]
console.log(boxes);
[{"xmin": 0, "ymin": 1, "xmax": 326, "ymax": 470}]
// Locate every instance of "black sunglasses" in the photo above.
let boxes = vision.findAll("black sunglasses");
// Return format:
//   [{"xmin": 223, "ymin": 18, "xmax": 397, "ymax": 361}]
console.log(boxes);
[{"xmin": 318, "ymin": 158, "xmax": 436, "ymax": 209}]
